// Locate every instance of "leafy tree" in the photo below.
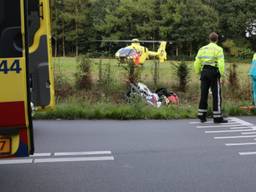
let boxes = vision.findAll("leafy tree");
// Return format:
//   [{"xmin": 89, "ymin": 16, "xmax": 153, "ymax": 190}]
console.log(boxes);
[
  {"xmin": 93, "ymin": 0, "xmax": 157, "ymax": 40},
  {"xmin": 161, "ymin": 0, "xmax": 219, "ymax": 56},
  {"xmin": 50, "ymin": 0, "xmax": 256, "ymax": 56},
  {"xmin": 208, "ymin": 0, "xmax": 256, "ymax": 45},
  {"xmin": 51, "ymin": 0, "xmax": 65, "ymax": 56},
  {"xmin": 223, "ymin": 39, "xmax": 253, "ymax": 58},
  {"xmin": 52, "ymin": 0, "xmax": 92, "ymax": 56}
]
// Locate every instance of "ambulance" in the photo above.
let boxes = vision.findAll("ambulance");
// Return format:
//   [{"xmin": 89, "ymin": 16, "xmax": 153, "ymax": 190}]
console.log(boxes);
[{"xmin": 0, "ymin": 0, "xmax": 55, "ymax": 157}]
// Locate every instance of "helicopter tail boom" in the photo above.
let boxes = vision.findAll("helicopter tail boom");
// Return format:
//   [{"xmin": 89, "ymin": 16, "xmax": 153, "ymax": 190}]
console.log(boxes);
[
  {"xmin": 148, "ymin": 41, "xmax": 167, "ymax": 62},
  {"xmin": 157, "ymin": 41, "xmax": 167, "ymax": 62}
]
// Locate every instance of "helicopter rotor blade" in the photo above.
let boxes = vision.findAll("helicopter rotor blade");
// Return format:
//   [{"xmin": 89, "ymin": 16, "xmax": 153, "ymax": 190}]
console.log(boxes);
[
  {"xmin": 138, "ymin": 40, "xmax": 173, "ymax": 44},
  {"xmin": 86, "ymin": 40, "xmax": 173, "ymax": 44}
]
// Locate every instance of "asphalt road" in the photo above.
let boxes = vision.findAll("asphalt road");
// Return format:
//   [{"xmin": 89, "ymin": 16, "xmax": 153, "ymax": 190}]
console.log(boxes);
[{"xmin": 1, "ymin": 117, "xmax": 256, "ymax": 192}]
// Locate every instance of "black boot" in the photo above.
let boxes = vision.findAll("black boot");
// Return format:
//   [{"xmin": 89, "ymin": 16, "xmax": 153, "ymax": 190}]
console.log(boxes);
[
  {"xmin": 214, "ymin": 117, "xmax": 228, "ymax": 123},
  {"xmin": 198, "ymin": 115, "xmax": 207, "ymax": 123}
]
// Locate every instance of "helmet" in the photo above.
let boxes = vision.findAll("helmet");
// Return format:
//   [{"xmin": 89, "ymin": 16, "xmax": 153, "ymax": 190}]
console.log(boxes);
[{"xmin": 132, "ymin": 38, "xmax": 140, "ymax": 43}]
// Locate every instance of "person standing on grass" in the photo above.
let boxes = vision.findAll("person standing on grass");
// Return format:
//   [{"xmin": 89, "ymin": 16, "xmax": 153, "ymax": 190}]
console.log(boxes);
[
  {"xmin": 194, "ymin": 32, "xmax": 228, "ymax": 123},
  {"xmin": 249, "ymin": 53, "xmax": 256, "ymax": 105}
]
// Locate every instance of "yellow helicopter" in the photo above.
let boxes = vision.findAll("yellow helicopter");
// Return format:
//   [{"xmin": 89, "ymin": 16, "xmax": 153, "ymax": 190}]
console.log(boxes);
[
  {"xmin": 115, "ymin": 39, "xmax": 168, "ymax": 65},
  {"xmin": 88, "ymin": 38, "xmax": 169, "ymax": 82}
]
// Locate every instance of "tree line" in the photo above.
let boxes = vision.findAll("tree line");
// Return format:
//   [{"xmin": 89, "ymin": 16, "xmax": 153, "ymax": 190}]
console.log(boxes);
[{"xmin": 51, "ymin": 0, "xmax": 256, "ymax": 59}]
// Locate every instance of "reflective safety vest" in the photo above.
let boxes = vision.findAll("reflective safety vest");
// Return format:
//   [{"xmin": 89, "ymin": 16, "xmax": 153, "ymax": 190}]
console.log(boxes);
[
  {"xmin": 249, "ymin": 53, "xmax": 256, "ymax": 77},
  {"xmin": 194, "ymin": 42, "xmax": 225, "ymax": 76}
]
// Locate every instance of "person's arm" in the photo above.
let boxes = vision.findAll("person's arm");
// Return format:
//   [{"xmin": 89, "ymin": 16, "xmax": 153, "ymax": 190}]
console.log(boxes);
[
  {"xmin": 249, "ymin": 53, "xmax": 256, "ymax": 76},
  {"xmin": 217, "ymin": 48, "xmax": 225, "ymax": 76},
  {"xmin": 252, "ymin": 53, "xmax": 256, "ymax": 64},
  {"xmin": 194, "ymin": 50, "xmax": 202, "ymax": 75}
]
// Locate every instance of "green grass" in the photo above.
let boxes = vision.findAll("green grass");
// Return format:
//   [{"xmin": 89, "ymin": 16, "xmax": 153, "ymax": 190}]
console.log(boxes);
[
  {"xmin": 34, "ymin": 100, "xmax": 255, "ymax": 120},
  {"xmin": 34, "ymin": 101, "xmax": 197, "ymax": 120}
]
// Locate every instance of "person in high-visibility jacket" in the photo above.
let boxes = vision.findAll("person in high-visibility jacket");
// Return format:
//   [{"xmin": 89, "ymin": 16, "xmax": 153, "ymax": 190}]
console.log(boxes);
[
  {"xmin": 194, "ymin": 32, "xmax": 228, "ymax": 123},
  {"xmin": 249, "ymin": 53, "xmax": 256, "ymax": 105}
]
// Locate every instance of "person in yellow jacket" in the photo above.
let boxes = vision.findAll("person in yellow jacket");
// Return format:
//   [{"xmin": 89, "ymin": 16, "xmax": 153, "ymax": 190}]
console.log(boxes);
[{"xmin": 194, "ymin": 32, "xmax": 228, "ymax": 123}]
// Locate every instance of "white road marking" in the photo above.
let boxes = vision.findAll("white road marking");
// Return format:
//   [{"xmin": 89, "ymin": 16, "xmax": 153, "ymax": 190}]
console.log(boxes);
[
  {"xmin": 229, "ymin": 117, "xmax": 253, "ymax": 126},
  {"xmin": 229, "ymin": 126, "xmax": 252, "ymax": 130},
  {"xmin": 194, "ymin": 117, "xmax": 256, "ymax": 156},
  {"xmin": 214, "ymin": 135, "xmax": 256, "ymax": 139},
  {"xmin": 191, "ymin": 117, "xmax": 251, "ymax": 126},
  {"xmin": 197, "ymin": 124, "xmax": 248, "ymax": 129},
  {"xmin": 189, "ymin": 122, "xmax": 203, "ymax": 124},
  {"xmin": 190, "ymin": 117, "xmax": 251, "ymax": 127},
  {"xmin": 30, "ymin": 153, "xmax": 52, "ymax": 157},
  {"xmin": 226, "ymin": 143, "xmax": 256, "ymax": 146},
  {"xmin": 34, "ymin": 156, "xmax": 114, "ymax": 163},
  {"xmin": 239, "ymin": 152, "xmax": 256, "ymax": 156},
  {"xmin": 241, "ymin": 132, "xmax": 256, "ymax": 135},
  {"xmin": 189, "ymin": 121, "xmax": 238, "ymax": 125},
  {"xmin": 189, "ymin": 121, "xmax": 216, "ymax": 124},
  {"xmin": 0, "ymin": 159, "xmax": 33, "ymax": 165},
  {"xmin": 0, "ymin": 150, "xmax": 115, "ymax": 165},
  {"xmin": 54, "ymin": 151, "xmax": 112, "ymax": 156},
  {"xmin": 205, "ymin": 129, "xmax": 254, "ymax": 134}
]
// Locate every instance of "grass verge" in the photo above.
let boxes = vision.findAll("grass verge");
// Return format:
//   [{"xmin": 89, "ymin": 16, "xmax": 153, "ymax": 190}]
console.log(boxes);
[{"xmin": 34, "ymin": 100, "xmax": 255, "ymax": 120}]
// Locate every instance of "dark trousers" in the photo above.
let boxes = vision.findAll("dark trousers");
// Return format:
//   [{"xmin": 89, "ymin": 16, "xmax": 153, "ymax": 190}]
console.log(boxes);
[{"xmin": 198, "ymin": 65, "xmax": 223, "ymax": 119}]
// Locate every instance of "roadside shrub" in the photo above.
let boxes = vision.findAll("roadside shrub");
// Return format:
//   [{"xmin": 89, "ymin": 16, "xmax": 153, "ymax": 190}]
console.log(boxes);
[
  {"xmin": 75, "ymin": 55, "xmax": 93, "ymax": 90},
  {"xmin": 119, "ymin": 61, "xmax": 143, "ymax": 83},
  {"xmin": 97, "ymin": 61, "xmax": 116, "ymax": 96},
  {"xmin": 54, "ymin": 73, "xmax": 74, "ymax": 102},
  {"xmin": 172, "ymin": 61, "xmax": 190, "ymax": 92},
  {"xmin": 228, "ymin": 63, "xmax": 239, "ymax": 90}
]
